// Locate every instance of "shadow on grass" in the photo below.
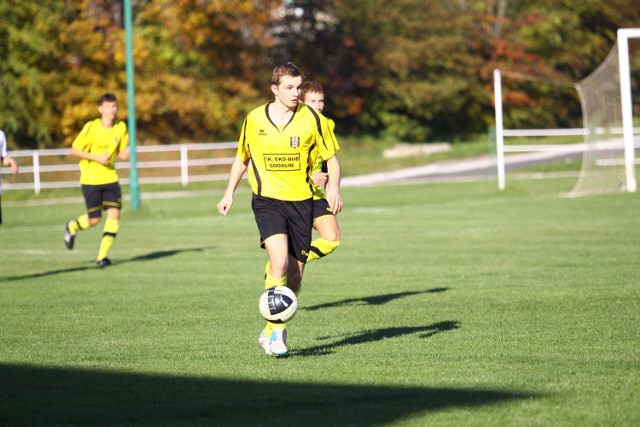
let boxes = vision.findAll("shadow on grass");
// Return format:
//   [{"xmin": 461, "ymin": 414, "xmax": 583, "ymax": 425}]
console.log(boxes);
[
  {"xmin": 304, "ymin": 287, "xmax": 449, "ymax": 311},
  {"xmin": 126, "ymin": 247, "xmax": 209, "ymax": 262},
  {"xmin": 293, "ymin": 320, "xmax": 461, "ymax": 357},
  {"xmin": 0, "ymin": 363, "xmax": 538, "ymax": 426},
  {"xmin": 0, "ymin": 246, "xmax": 212, "ymax": 282}
]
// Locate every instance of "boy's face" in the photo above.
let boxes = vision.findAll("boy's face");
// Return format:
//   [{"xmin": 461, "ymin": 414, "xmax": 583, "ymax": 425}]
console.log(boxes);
[
  {"xmin": 272, "ymin": 75, "xmax": 302, "ymax": 110},
  {"xmin": 302, "ymin": 91, "xmax": 324, "ymax": 113},
  {"xmin": 99, "ymin": 101, "xmax": 118, "ymax": 122}
]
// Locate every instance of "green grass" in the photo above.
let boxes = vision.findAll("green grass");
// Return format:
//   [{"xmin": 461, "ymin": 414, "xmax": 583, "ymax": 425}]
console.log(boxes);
[{"xmin": 1, "ymin": 177, "xmax": 639, "ymax": 426}]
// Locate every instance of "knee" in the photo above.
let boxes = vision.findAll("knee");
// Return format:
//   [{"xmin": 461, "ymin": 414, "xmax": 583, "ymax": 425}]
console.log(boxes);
[
  {"xmin": 320, "ymin": 224, "xmax": 340, "ymax": 242},
  {"xmin": 269, "ymin": 256, "xmax": 288, "ymax": 278},
  {"xmin": 106, "ymin": 208, "xmax": 121, "ymax": 220},
  {"xmin": 88, "ymin": 217, "xmax": 101, "ymax": 227}
]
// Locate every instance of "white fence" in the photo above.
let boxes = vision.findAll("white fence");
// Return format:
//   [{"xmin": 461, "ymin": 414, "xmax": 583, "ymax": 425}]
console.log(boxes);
[{"xmin": 1, "ymin": 142, "xmax": 238, "ymax": 194}]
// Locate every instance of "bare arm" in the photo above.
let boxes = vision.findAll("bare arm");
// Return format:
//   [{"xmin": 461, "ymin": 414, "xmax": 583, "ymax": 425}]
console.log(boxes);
[
  {"xmin": 217, "ymin": 154, "xmax": 249, "ymax": 216},
  {"xmin": 71, "ymin": 146, "xmax": 110, "ymax": 166},
  {"xmin": 324, "ymin": 155, "xmax": 343, "ymax": 214}
]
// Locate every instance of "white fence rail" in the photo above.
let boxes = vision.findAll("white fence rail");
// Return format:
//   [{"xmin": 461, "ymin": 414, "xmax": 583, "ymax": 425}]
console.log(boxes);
[{"xmin": 1, "ymin": 142, "xmax": 238, "ymax": 194}]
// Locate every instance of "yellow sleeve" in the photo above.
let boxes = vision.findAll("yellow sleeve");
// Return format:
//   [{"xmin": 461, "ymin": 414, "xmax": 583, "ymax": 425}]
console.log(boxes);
[
  {"xmin": 319, "ymin": 115, "xmax": 340, "ymax": 160},
  {"xmin": 71, "ymin": 121, "xmax": 94, "ymax": 151},
  {"xmin": 237, "ymin": 117, "xmax": 251, "ymax": 163},
  {"xmin": 328, "ymin": 118, "xmax": 336, "ymax": 134},
  {"xmin": 118, "ymin": 122, "xmax": 129, "ymax": 152}
]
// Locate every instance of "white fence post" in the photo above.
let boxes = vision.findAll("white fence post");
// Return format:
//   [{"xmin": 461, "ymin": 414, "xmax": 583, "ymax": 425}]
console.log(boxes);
[
  {"xmin": 32, "ymin": 151, "xmax": 41, "ymax": 195},
  {"xmin": 493, "ymin": 69, "xmax": 506, "ymax": 191},
  {"xmin": 180, "ymin": 145, "xmax": 189, "ymax": 187}
]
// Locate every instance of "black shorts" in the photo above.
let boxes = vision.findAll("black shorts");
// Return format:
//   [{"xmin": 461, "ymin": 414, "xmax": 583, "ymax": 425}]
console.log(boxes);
[
  {"xmin": 252, "ymin": 194, "xmax": 313, "ymax": 264},
  {"xmin": 82, "ymin": 182, "xmax": 122, "ymax": 218},
  {"xmin": 313, "ymin": 198, "xmax": 335, "ymax": 222}
]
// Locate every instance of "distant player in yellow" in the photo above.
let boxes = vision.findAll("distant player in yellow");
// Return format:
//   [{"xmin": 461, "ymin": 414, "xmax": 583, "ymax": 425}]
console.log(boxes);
[
  {"xmin": 64, "ymin": 93, "xmax": 130, "ymax": 268},
  {"xmin": 299, "ymin": 81, "xmax": 341, "ymax": 263},
  {"xmin": 217, "ymin": 62, "xmax": 342, "ymax": 356}
]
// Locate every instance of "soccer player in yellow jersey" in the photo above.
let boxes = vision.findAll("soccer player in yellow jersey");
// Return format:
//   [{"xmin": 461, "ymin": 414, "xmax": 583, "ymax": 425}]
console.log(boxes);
[
  {"xmin": 217, "ymin": 62, "xmax": 343, "ymax": 356},
  {"xmin": 299, "ymin": 81, "xmax": 341, "ymax": 263},
  {"xmin": 64, "ymin": 93, "xmax": 130, "ymax": 268}
]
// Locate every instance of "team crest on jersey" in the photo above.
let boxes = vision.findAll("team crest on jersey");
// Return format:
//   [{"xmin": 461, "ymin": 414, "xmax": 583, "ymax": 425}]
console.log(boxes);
[{"xmin": 290, "ymin": 136, "xmax": 300, "ymax": 148}]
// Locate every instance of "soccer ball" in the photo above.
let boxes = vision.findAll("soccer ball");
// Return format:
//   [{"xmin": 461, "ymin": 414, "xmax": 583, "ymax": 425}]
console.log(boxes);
[{"xmin": 259, "ymin": 286, "xmax": 298, "ymax": 323}]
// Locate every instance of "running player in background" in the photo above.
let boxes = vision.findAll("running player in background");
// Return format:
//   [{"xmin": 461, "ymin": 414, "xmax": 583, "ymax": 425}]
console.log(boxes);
[
  {"xmin": 299, "ymin": 81, "xmax": 341, "ymax": 263},
  {"xmin": 0, "ymin": 130, "xmax": 20, "ymax": 225},
  {"xmin": 64, "ymin": 93, "xmax": 130, "ymax": 268},
  {"xmin": 217, "ymin": 63, "xmax": 342, "ymax": 356}
]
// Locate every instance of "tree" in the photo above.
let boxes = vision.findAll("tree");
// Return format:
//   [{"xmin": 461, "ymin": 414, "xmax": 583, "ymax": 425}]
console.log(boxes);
[
  {"xmin": 0, "ymin": 1, "xmax": 64, "ymax": 148},
  {"xmin": 485, "ymin": 0, "xmax": 640, "ymax": 130},
  {"xmin": 275, "ymin": 0, "xmax": 639, "ymax": 141},
  {"xmin": 129, "ymin": 0, "xmax": 281, "ymax": 143},
  {"xmin": 1, "ymin": 0, "xmax": 282, "ymax": 148},
  {"xmin": 2, "ymin": 0, "xmax": 638, "ymax": 148}
]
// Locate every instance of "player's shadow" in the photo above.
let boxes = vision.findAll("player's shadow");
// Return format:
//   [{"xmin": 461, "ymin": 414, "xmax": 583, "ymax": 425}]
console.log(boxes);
[
  {"xmin": 125, "ymin": 247, "xmax": 209, "ymax": 263},
  {"xmin": 0, "ymin": 363, "xmax": 538, "ymax": 426},
  {"xmin": 303, "ymin": 287, "xmax": 449, "ymax": 311},
  {"xmin": 0, "ymin": 265, "xmax": 96, "ymax": 282},
  {"xmin": 292, "ymin": 320, "xmax": 461, "ymax": 357},
  {"xmin": 0, "ymin": 246, "xmax": 212, "ymax": 282}
]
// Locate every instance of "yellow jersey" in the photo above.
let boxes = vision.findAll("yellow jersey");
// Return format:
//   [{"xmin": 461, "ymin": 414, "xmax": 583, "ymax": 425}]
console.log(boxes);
[
  {"xmin": 238, "ymin": 103, "xmax": 339, "ymax": 201},
  {"xmin": 72, "ymin": 119, "xmax": 128, "ymax": 185}
]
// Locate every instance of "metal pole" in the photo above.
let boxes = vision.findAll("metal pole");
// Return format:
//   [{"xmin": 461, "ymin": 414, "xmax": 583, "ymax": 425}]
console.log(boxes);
[{"xmin": 124, "ymin": 0, "xmax": 140, "ymax": 209}]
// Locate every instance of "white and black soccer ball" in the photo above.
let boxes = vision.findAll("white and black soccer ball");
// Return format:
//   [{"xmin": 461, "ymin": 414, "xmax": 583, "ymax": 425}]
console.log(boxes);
[{"xmin": 258, "ymin": 286, "xmax": 298, "ymax": 323}]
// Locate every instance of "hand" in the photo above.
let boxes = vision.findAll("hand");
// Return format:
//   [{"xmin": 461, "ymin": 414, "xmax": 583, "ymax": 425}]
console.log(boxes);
[
  {"xmin": 6, "ymin": 158, "xmax": 19, "ymax": 175},
  {"xmin": 95, "ymin": 153, "xmax": 110, "ymax": 165},
  {"xmin": 325, "ymin": 186, "xmax": 343, "ymax": 215},
  {"xmin": 217, "ymin": 194, "xmax": 234, "ymax": 215},
  {"xmin": 118, "ymin": 148, "xmax": 131, "ymax": 162},
  {"xmin": 312, "ymin": 172, "xmax": 328, "ymax": 187}
]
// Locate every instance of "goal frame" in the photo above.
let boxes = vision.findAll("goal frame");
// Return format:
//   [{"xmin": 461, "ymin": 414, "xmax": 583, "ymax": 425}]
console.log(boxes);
[
  {"xmin": 493, "ymin": 28, "xmax": 640, "ymax": 193},
  {"xmin": 618, "ymin": 28, "xmax": 640, "ymax": 193}
]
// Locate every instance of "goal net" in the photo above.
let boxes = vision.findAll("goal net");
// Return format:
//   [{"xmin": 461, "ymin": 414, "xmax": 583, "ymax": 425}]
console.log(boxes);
[{"xmin": 569, "ymin": 30, "xmax": 640, "ymax": 197}]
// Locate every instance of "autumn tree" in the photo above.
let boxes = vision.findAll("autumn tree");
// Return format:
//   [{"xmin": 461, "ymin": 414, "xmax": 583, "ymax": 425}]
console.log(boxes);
[
  {"xmin": 130, "ymin": 0, "xmax": 281, "ymax": 143},
  {"xmin": 2, "ymin": 0, "xmax": 638, "ymax": 148},
  {"xmin": 272, "ymin": 0, "xmax": 639, "ymax": 141},
  {"xmin": 2, "ymin": 0, "xmax": 281, "ymax": 148},
  {"xmin": 0, "ymin": 0, "xmax": 65, "ymax": 148}
]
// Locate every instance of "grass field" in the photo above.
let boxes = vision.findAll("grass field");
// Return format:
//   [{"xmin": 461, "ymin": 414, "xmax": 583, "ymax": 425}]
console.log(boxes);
[{"xmin": 1, "ymin": 176, "xmax": 639, "ymax": 426}]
